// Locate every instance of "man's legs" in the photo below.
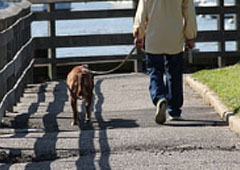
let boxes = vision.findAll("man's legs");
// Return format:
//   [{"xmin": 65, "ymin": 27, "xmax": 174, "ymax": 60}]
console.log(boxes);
[
  {"xmin": 145, "ymin": 53, "xmax": 167, "ymax": 105},
  {"xmin": 145, "ymin": 53, "xmax": 168, "ymax": 124},
  {"xmin": 165, "ymin": 52, "xmax": 184, "ymax": 117}
]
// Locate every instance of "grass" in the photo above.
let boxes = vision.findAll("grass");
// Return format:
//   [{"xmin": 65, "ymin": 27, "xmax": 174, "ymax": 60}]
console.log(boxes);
[{"xmin": 192, "ymin": 63, "xmax": 240, "ymax": 116}]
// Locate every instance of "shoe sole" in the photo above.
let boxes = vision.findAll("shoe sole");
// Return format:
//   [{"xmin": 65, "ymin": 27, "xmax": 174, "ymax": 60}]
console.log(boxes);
[
  {"xmin": 155, "ymin": 100, "xmax": 167, "ymax": 124},
  {"xmin": 169, "ymin": 116, "xmax": 183, "ymax": 121}
]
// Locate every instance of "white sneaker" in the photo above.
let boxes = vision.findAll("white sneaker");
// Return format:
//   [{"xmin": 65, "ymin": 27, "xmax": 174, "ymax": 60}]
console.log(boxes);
[
  {"xmin": 155, "ymin": 99, "xmax": 168, "ymax": 124},
  {"xmin": 168, "ymin": 116, "xmax": 183, "ymax": 121}
]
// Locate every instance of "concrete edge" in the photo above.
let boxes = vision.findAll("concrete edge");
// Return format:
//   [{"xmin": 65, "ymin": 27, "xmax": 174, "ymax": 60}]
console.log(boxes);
[{"xmin": 185, "ymin": 75, "xmax": 240, "ymax": 135}]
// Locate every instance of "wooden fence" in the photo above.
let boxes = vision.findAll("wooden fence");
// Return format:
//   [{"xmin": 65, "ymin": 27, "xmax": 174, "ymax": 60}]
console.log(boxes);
[
  {"xmin": 193, "ymin": 0, "xmax": 240, "ymax": 67},
  {"xmin": 0, "ymin": 0, "xmax": 34, "ymax": 120},
  {"xmin": 30, "ymin": 0, "xmax": 240, "ymax": 79},
  {"xmin": 31, "ymin": 0, "xmax": 140, "ymax": 80}
]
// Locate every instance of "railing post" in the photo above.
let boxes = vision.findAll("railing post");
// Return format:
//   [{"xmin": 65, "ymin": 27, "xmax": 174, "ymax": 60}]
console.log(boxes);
[
  {"xmin": 132, "ymin": 0, "xmax": 143, "ymax": 72},
  {"xmin": 217, "ymin": 0, "xmax": 225, "ymax": 67},
  {"xmin": 236, "ymin": 0, "xmax": 240, "ymax": 51},
  {"xmin": 47, "ymin": 3, "xmax": 57, "ymax": 80},
  {"xmin": 133, "ymin": 0, "xmax": 138, "ymax": 10},
  {"xmin": 0, "ymin": 44, "xmax": 7, "ymax": 115},
  {"xmin": 0, "ymin": 10, "xmax": 8, "ymax": 117},
  {"xmin": 0, "ymin": 44, "xmax": 7, "ymax": 101}
]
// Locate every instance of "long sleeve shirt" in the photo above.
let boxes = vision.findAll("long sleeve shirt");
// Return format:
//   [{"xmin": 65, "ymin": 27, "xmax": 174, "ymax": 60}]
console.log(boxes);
[{"xmin": 133, "ymin": 0, "xmax": 197, "ymax": 54}]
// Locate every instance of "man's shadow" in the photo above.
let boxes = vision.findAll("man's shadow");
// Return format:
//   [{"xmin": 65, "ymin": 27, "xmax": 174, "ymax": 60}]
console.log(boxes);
[
  {"xmin": 165, "ymin": 106, "xmax": 240, "ymax": 127},
  {"xmin": 164, "ymin": 119, "xmax": 228, "ymax": 127}
]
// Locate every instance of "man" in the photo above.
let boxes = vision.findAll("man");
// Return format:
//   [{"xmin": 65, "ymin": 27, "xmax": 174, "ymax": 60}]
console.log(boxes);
[{"xmin": 133, "ymin": 0, "xmax": 197, "ymax": 124}]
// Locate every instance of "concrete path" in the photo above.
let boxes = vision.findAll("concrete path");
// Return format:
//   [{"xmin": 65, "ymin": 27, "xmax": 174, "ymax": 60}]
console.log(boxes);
[{"xmin": 0, "ymin": 73, "xmax": 240, "ymax": 170}]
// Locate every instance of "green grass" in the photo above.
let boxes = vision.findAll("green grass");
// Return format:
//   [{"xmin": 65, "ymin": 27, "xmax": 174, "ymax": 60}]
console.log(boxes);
[{"xmin": 192, "ymin": 64, "xmax": 240, "ymax": 116}]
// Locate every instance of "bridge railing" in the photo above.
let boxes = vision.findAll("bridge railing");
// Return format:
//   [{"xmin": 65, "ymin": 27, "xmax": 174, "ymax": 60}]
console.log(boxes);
[
  {"xmin": 133, "ymin": 0, "xmax": 240, "ymax": 67},
  {"xmin": 193, "ymin": 0, "xmax": 240, "ymax": 67},
  {"xmin": 30, "ymin": 0, "xmax": 240, "ymax": 79},
  {"xmin": 0, "ymin": 0, "xmax": 34, "ymax": 121},
  {"xmin": 30, "ymin": 0, "xmax": 140, "ymax": 80}
]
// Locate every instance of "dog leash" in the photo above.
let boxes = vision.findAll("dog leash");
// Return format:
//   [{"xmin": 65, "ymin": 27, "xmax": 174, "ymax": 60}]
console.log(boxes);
[{"xmin": 90, "ymin": 46, "xmax": 145, "ymax": 75}]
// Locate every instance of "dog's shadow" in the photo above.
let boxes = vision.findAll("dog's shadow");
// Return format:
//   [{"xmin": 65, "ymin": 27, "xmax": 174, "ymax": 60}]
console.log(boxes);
[{"xmin": 78, "ymin": 78, "xmax": 139, "ymax": 130}]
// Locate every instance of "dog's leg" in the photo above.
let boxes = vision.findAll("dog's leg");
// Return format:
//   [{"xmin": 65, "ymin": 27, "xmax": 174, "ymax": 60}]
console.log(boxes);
[
  {"xmin": 70, "ymin": 96, "xmax": 79, "ymax": 126},
  {"xmin": 85, "ymin": 95, "xmax": 92, "ymax": 123}
]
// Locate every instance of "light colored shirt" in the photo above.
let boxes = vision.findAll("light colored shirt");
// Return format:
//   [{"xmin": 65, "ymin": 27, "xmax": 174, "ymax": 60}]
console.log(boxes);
[{"xmin": 133, "ymin": 0, "xmax": 197, "ymax": 54}]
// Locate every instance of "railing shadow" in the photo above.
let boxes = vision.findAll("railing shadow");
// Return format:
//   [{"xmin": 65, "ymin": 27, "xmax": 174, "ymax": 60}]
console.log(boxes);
[
  {"xmin": 0, "ymin": 83, "xmax": 47, "ymax": 169},
  {"xmin": 76, "ymin": 78, "xmax": 139, "ymax": 170},
  {"xmin": 25, "ymin": 81, "xmax": 68, "ymax": 170},
  {"xmin": 2, "ymin": 83, "xmax": 47, "ymax": 136},
  {"xmin": 0, "ymin": 78, "xmax": 139, "ymax": 169}
]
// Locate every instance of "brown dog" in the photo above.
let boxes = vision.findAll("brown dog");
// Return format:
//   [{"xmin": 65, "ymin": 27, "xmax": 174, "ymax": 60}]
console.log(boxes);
[{"xmin": 66, "ymin": 65, "xmax": 94, "ymax": 125}]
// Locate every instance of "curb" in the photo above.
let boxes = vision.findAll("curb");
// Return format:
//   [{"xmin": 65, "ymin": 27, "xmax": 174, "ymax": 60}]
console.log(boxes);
[{"xmin": 185, "ymin": 75, "xmax": 240, "ymax": 135}]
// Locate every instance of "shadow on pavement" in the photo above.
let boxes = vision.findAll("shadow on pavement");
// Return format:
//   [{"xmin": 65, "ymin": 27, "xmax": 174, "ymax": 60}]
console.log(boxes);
[
  {"xmin": 25, "ymin": 82, "xmax": 68, "ymax": 170},
  {"xmin": 0, "ymin": 83, "xmax": 48, "ymax": 169},
  {"xmin": 76, "ymin": 78, "xmax": 139, "ymax": 170},
  {"xmin": 165, "ymin": 119, "xmax": 228, "ymax": 127}
]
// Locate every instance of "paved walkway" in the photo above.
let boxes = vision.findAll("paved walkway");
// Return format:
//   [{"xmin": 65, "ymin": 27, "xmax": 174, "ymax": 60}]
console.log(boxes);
[{"xmin": 0, "ymin": 73, "xmax": 240, "ymax": 170}]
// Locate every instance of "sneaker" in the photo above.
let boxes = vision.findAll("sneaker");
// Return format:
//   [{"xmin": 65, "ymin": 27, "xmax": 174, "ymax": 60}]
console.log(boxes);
[
  {"xmin": 155, "ymin": 99, "xmax": 168, "ymax": 124},
  {"xmin": 168, "ymin": 116, "xmax": 183, "ymax": 121}
]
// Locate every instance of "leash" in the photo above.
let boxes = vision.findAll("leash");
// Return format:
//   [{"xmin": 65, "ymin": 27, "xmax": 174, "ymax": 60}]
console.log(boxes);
[
  {"xmin": 90, "ymin": 46, "xmax": 141, "ymax": 75},
  {"xmin": 66, "ymin": 46, "xmax": 144, "ymax": 99}
]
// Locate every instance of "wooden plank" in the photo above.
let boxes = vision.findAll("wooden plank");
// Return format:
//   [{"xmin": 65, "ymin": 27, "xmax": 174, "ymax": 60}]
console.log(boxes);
[
  {"xmin": 34, "ymin": 54, "xmax": 138, "ymax": 65},
  {"xmin": 33, "ymin": 9, "xmax": 135, "ymax": 21},
  {"xmin": 0, "ymin": 46, "xmax": 7, "ymax": 70},
  {"xmin": 30, "ymin": 0, "xmax": 240, "ymax": 14},
  {"xmin": 0, "ymin": 59, "xmax": 34, "ymax": 121},
  {"xmin": 193, "ymin": 51, "xmax": 240, "ymax": 58},
  {"xmin": 14, "ymin": 39, "xmax": 33, "ymax": 76},
  {"xmin": 0, "ymin": 0, "xmax": 31, "ymax": 20},
  {"xmin": 0, "ymin": 13, "xmax": 32, "ymax": 46},
  {"xmin": 196, "ymin": 31, "xmax": 240, "ymax": 42},
  {"xmin": 0, "ymin": 60, "xmax": 14, "ymax": 83},
  {"xmin": 0, "ymin": 73, "xmax": 5, "ymax": 102},
  {"xmin": 33, "ymin": 33, "xmax": 134, "ymax": 49},
  {"xmin": 30, "ymin": 0, "xmax": 117, "ymax": 4},
  {"xmin": 196, "ymin": 6, "xmax": 240, "ymax": 15},
  {"xmin": 34, "ymin": 52, "xmax": 240, "ymax": 65},
  {"xmin": 0, "ymin": 29, "xmax": 14, "ymax": 47},
  {"xmin": 46, "ymin": 3, "xmax": 57, "ymax": 80},
  {"xmin": 34, "ymin": 31, "xmax": 240, "ymax": 50},
  {"xmin": 235, "ymin": 0, "xmax": 240, "ymax": 50},
  {"xmin": 0, "ymin": 38, "xmax": 33, "ymax": 87},
  {"xmin": 183, "ymin": 51, "xmax": 240, "ymax": 66}
]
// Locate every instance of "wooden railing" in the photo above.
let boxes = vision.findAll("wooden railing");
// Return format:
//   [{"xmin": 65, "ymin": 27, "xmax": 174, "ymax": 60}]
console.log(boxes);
[
  {"xmin": 30, "ymin": 0, "xmax": 140, "ymax": 80},
  {"xmin": 133, "ymin": 0, "xmax": 240, "ymax": 67},
  {"xmin": 0, "ymin": 0, "xmax": 34, "ymax": 121},
  {"xmin": 193, "ymin": 0, "xmax": 240, "ymax": 67},
  {"xmin": 30, "ymin": 0, "xmax": 240, "ymax": 79}
]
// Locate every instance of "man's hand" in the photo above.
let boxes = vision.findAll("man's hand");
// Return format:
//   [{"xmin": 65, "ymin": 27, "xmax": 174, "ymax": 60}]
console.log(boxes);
[
  {"xmin": 133, "ymin": 28, "xmax": 144, "ymax": 49},
  {"xmin": 185, "ymin": 39, "xmax": 195, "ymax": 51},
  {"xmin": 134, "ymin": 38, "xmax": 144, "ymax": 49}
]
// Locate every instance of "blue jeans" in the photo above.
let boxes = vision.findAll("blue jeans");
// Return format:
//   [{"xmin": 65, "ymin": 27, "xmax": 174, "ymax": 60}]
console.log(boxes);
[{"xmin": 145, "ymin": 52, "xmax": 183, "ymax": 117}]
